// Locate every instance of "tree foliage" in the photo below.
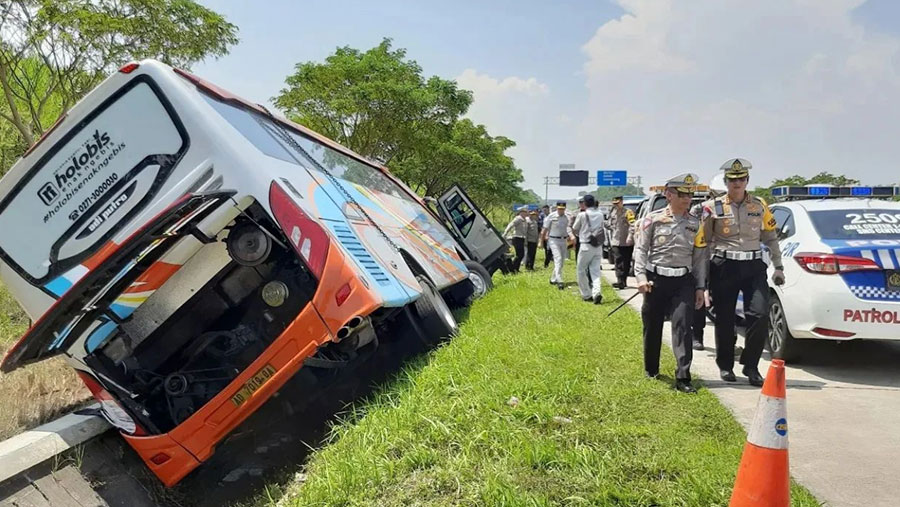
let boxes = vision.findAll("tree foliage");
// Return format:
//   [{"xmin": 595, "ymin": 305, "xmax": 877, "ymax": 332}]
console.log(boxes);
[
  {"xmin": 590, "ymin": 184, "xmax": 645, "ymax": 202},
  {"xmin": 274, "ymin": 39, "xmax": 528, "ymax": 210},
  {"xmin": 0, "ymin": 0, "xmax": 238, "ymax": 175}
]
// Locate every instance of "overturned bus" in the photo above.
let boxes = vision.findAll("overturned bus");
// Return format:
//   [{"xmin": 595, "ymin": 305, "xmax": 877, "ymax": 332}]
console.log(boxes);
[{"xmin": 0, "ymin": 60, "xmax": 490, "ymax": 486}]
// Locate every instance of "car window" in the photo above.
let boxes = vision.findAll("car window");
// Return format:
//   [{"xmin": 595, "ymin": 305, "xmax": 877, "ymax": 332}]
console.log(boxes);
[
  {"xmin": 651, "ymin": 197, "xmax": 667, "ymax": 212},
  {"xmin": 808, "ymin": 209, "xmax": 900, "ymax": 239},
  {"xmin": 443, "ymin": 191, "xmax": 476, "ymax": 237},
  {"xmin": 772, "ymin": 207, "xmax": 795, "ymax": 238}
]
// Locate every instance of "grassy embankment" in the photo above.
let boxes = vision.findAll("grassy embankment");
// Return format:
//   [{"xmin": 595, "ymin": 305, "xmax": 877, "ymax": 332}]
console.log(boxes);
[
  {"xmin": 0, "ymin": 281, "xmax": 89, "ymax": 441},
  {"xmin": 267, "ymin": 263, "xmax": 818, "ymax": 506}
]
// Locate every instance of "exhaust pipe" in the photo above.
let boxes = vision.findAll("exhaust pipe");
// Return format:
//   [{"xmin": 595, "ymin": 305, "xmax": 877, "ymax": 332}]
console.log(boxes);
[{"xmin": 336, "ymin": 316, "xmax": 364, "ymax": 341}]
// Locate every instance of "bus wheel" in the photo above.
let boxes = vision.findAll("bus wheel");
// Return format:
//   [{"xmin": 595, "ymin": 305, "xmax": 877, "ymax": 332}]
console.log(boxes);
[
  {"xmin": 465, "ymin": 261, "xmax": 492, "ymax": 299},
  {"xmin": 411, "ymin": 275, "xmax": 458, "ymax": 343}
]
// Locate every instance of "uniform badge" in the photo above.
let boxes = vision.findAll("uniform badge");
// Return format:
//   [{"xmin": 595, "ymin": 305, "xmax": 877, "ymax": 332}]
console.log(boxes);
[
  {"xmin": 656, "ymin": 235, "xmax": 666, "ymax": 245},
  {"xmin": 732, "ymin": 160, "xmax": 743, "ymax": 171},
  {"xmin": 684, "ymin": 174, "xmax": 695, "ymax": 184},
  {"xmin": 723, "ymin": 227, "xmax": 731, "ymax": 234}
]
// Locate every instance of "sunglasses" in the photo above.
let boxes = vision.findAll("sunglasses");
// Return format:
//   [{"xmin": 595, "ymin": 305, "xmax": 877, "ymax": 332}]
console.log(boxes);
[{"xmin": 727, "ymin": 176, "xmax": 748, "ymax": 183}]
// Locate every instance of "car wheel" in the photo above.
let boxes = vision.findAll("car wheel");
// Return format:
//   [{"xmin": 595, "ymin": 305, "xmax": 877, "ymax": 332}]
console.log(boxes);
[
  {"xmin": 767, "ymin": 293, "xmax": 801, "ymax": 362},
  {"xmin": 411, "ymin": 275, "xmax": 458, "ymax": 344},
  {"xmin": 463, "ymin": 260, "xmax": 493, "ymax": 300}
]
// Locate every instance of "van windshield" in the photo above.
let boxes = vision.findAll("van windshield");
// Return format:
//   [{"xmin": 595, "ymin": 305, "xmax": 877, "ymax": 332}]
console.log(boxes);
[{"xmin": 0, "ymin": 77, "xmax": 187, "ymax": 287}]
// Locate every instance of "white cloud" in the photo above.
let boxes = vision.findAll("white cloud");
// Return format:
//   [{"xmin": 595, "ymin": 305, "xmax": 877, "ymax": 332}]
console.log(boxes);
[
  {"xmin": 456, "ymin": 1, "xmax": 899, "ymax": 200},
  {"xmin": 577, "ymin": 0, "xmax": 900, "ymax": 188},
  {"xmin": 456, "ymin": 69, "xmax": 550, "ymax": 97},
  {"xmin": 456, "ymin": 69, "xmax": 566, "ymax": 199}
]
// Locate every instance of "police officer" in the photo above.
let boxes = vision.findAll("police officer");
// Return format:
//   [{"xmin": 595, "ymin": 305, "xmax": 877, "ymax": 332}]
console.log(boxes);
[
  {"xmin": 574, "ymin": 196, "xmax": 586, "ymax": 261},
  {"xmin": 542, "ymin": 202, "xmax": 574, "ymax": 290},
  {"xmin": 572, "ymin": 194, "xmax": 605, "ymax": 303},
  {"xmin": 524, "ymin": 210, "xmax": 540, "ymax": 271},
  {"xmin": 694, "ymin": 158, "xmax": 785, "ymax": 387},
  {"xmin": 606, "ymin": 196, "xmax": 636, "ymax": 289},
  {"xmin": 634, "ymin": 173, "xmax": 704, "ymax": 394},
  {"xmin": 504, "ymin": 206, "xmax": 528, "ymax": 273},
  {"xmin": 689, "ymin": 201, "xmax": 708, "ymax": 351},
  {"xmin": 539, "ymin": 204, "xmax": 552, "ymax": 268}
]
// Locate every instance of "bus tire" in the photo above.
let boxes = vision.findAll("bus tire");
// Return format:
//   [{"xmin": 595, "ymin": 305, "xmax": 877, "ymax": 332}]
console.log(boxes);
[
  {"xmin": 411, "ymin": 275, "xmax": 458, "ymax": 343},
  {"xmin": 463, "ymin": 260, "xmax": 492, "ymax": 300}
]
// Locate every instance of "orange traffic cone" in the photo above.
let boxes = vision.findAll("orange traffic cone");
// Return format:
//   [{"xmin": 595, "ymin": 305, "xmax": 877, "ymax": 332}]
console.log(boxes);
[{"xmin": 729, "ymin": 359, "xmax": 790, "ymax": 507}]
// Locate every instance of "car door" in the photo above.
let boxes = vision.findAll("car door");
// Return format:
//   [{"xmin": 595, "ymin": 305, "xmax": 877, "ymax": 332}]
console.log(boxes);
[{"xmin": 437, "ymin": 185, "xmax": 506, "ymax": 263}]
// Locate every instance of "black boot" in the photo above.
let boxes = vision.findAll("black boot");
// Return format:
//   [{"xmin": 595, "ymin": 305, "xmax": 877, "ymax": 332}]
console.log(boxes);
[
  {"xmin": 742, "ymin": 367, "xmax": 764, "ymax": 387},
  {"xmin": 675, "ymin": 380, "xmax": 697, "ymax": 394},
  {"xmin": 720, "ymin": 370, "xmax": 736, "ymax": 382}
]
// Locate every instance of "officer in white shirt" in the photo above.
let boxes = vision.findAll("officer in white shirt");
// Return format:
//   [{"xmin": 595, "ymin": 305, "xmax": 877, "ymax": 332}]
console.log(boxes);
[
  {"xmin": 503, "ymin": 206, "xmax": 529, "ymax": 273},
  {"xmin": 542, "ymin": 202, "xmax": 574, "ymax": 290},
  {"xmin": 572, "ymin": 194, "xmax": 605, "ymax": 304}
]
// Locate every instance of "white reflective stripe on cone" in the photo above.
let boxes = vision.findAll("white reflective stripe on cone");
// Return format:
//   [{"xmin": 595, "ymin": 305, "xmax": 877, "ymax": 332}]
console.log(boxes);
[{"xmin": 746, "ymin": 395, "xmax": 788, "ymax": 450}]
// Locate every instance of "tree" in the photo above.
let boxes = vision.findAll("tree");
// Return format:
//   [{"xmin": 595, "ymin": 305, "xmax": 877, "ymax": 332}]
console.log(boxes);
[
  {"xmin": 274, "ymin": 39, "xmax": 472, "ymax": 167},
  {"xmin": 392, "ymin": 119, "xmax": 523, "ymax": 210},
  {"xmin": 275, "ymin": 40, "xmax": 529, "ymax": 211},
  {"xmin": 591, "ymin": 184, "xmax": 645, "ymax": 202},
  {"xmin": 0, "ymin": 0, "xmax": 238, "ymax": 173}
]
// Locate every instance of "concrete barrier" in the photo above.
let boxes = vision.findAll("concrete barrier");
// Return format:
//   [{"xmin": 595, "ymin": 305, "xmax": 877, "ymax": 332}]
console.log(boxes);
[{"xmin": 0, "ymin": 404, "xmax": 110, "ymax": 483}]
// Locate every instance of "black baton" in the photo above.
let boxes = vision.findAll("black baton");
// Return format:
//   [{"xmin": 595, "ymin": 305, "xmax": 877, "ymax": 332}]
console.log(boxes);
[{"xmin": 606, "ymin": 281, "xmax": 652, "ymax": 317}]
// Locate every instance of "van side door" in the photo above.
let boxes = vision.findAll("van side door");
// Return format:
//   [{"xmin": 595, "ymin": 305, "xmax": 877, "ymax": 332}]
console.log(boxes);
[{"xmin": 437, "ymin": 185, "xmax": 505, "ymax": 264}]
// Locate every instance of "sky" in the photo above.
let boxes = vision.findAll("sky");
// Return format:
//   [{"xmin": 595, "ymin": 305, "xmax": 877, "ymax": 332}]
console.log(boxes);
[{"xmin": 194, "ymin": 0, "xmax": 900, "ymax": 200}]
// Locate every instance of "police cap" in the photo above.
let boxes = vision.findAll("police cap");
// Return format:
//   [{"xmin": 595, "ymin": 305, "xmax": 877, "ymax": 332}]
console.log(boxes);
[
  {"xmin": 721, "ymin": 158, "xmax": 751, "ymax": 179},
  {"xmin": 556, "ymin": 201, "xmax": 567, "ymax": 209},
  {"xmin": 665, "ymin": 172, "xmax": 699, "ymax": 193}
]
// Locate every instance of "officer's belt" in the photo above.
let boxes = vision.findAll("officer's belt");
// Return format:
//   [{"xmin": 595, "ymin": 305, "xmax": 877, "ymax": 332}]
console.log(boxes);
[
  {"xmin": 714, "ymin": 249, "xmax": 762, "ymax": 261},
  {"xmin": 647, "ymin": 264, "xmax": 690, "ymax": 277},
  {"xmin": 549, "ymin": 235, "xmax": 566, "ymax": 239}
]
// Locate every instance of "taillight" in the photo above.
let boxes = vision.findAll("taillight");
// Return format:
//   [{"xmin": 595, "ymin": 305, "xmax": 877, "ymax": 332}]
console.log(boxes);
[
  {"xmin": 793, "ymin": 252, "xmax": 881, "ymax": 274},
  {"xmin": 335, "ymin": 282, "xmax": 352, "ymax": 306},
  {"xmin": 812, "ymin": 327, "xmax": 856, "ymax": 338},
  {"xmin": 75, "ymin": 371, "xmax": 145, "ymax": 435},
  {"xmin": 150, "ymin": 452, "xmax": 171, "ymax": 465},
  {"xmin": 269, "ymin": 181, "xmax": 330, "ymax": 278},
  {"xmin": 118, "ymin": 62, "xmax": 140, "ymax": 74}
]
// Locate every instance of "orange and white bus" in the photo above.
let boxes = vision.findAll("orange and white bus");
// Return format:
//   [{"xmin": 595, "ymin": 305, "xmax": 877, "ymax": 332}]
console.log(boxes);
[{"xmin": 0, "ymin": 60, "xmax": 481, "ymax": 486}]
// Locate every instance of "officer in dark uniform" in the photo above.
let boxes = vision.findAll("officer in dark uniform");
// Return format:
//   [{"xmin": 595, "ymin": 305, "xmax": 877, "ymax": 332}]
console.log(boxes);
[
  {"xmin": 634, "ymin": 173, "xmax": 705, "ymax": 393},
  {"xmin": 694, "ymin": 158, "xmax": 785, "ymax": 387}
]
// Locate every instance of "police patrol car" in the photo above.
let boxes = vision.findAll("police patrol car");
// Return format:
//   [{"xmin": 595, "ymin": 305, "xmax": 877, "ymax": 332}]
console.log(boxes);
[{"xmin": 763, "ymin": 185, "xmax": 900, "ymax": 361}]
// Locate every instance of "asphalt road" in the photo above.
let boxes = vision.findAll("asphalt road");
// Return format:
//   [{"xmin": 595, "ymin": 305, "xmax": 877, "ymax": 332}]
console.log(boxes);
[{"xmin": 599, "ymin": 261, "xmax": 900, "ymax": 507}]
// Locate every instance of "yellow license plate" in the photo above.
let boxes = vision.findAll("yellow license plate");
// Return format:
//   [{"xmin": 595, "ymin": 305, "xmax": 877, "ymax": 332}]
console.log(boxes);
[{"xmin": 231, "ymin": 364, "xmax": 277, "ymax": 407}]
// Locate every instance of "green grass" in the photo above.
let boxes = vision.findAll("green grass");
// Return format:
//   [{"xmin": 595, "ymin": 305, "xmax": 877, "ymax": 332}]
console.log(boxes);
[
  {"xmin": 0, "ymin": 280, "xmax": 90, "ymax": 441},
  {"xmin": 267, "ymin": 261, "xmax": 818, "ymax": 506},
  {"xmin": 0, "ymin": 279, "xmax": 29, "ymax": 348}
]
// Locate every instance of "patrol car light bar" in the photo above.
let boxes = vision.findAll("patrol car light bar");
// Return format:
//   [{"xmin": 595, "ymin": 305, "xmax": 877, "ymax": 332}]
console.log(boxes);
[{"xmin": 771, "ymin": 186, "xmax": 900, "ymax": 200}]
